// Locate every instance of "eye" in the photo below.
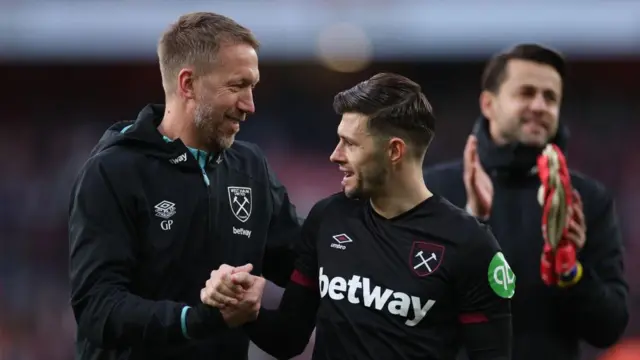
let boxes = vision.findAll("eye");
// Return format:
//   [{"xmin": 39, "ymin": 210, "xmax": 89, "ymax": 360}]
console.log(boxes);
[{"xmin": 342, "ymin": 138, "xmax": 356, "ymax": 147}]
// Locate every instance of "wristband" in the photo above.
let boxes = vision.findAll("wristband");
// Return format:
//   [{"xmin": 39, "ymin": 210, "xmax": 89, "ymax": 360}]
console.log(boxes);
[
  {"xmin": 557, "ymin": 262, "xmax": 583, "ymax": 288},
  {"xmin": 181, "ymin": 306, "xmax": 192, "ymax": 340}
]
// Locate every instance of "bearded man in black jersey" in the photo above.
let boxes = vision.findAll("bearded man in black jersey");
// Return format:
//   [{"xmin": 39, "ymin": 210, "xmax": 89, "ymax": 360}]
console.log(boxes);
[{"xmin": 201, "ymin": 73, "xmax": 514, "ymax": 360}]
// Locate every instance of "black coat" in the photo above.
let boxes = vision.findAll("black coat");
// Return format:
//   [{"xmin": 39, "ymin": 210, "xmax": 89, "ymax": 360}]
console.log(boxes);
[
  {"xmin": 69, "ymin": 104, "xmax": 301, "ymax": 360},
  {"xmin": 424, "ymin": 117, "xmax": 628, "ymax": 360}
]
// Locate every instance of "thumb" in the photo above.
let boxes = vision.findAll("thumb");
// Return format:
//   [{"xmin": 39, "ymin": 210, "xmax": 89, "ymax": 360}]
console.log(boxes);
[
  {"xmin": 231, "ymin": 263, "xmax": 253, "ymax": 275},
  {"xmin": 231, "ymin": 272, "xmax": 255, "ymax": 289}
]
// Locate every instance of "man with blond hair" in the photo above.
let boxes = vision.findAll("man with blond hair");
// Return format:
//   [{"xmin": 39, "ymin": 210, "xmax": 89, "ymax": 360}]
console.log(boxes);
[{"xmin": 69, "ymin": 12, "xmax": 301, "ymax": 359}]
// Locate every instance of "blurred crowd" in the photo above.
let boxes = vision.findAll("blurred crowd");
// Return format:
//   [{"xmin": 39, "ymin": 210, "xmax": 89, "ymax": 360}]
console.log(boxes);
[{"xmin": 0, "ymin": 60, "xmax": 638, "ymax": 359}]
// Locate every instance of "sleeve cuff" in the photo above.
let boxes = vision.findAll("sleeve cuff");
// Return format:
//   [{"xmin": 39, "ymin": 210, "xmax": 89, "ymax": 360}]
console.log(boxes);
[
  {"xmin": 556, "ymin": 263, "xmax": 599, "ymax": 298},
  {"xmin": 181, "ymin": 306, "xmax": 192, "ymax": 339},
  {"xmin": 558, "ymin": 262, "xmax": 584, "ymax": 288},
  {"xmin": 185, "ymin": 304, "xmax": 229, "ymax": 339}
]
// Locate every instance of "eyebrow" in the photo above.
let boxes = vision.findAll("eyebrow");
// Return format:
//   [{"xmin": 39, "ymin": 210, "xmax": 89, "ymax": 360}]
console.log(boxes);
[
  {"xmin": 230, "ymin": 77, "xmax": 259, "ymax": 86},
  {"xmin": 338, "ymin": 133, "xmax": 357, "ymax": 143}
]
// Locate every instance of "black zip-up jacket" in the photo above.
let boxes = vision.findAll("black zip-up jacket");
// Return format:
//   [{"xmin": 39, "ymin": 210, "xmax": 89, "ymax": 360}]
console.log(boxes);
[
  {"xmin": 69, "ymin": 104, "xmax": 301, "ymax": 359},
  {"xmin": 423, "ymin": 117, "xmax": 628, "ymax": 360}
]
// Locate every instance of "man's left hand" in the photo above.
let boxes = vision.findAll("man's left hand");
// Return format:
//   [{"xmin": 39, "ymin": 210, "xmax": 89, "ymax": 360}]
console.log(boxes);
[{"xmin": 567, "ymin": 189, "xmax": 586, "ymax": 250}]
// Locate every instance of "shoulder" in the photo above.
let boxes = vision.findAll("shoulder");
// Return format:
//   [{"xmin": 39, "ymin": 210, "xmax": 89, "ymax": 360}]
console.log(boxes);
[
  {"xmin": 569, "ymin": 169, "xmax": 618, "ymax": 233},
  {"xmin": 77, "ymin": 146, "xmax": 141, "ymax": 183},
  {"xmin": 570, "ymin": 169, "xmax": 613, "ymax": 204},
  {"xmin": 423, "ymin": 159, "xmax": 463, "ymax": 179},
  {"xmin": 433, "ymin": 196, "xmax": 500, "ymax": 251},
  {"xmin": 224, "ymin": 140, "xmax": 273, "ymax": 177},
  {"xmin": 423, "ymin": 159, "xmax": 466, "ymax": 205},
  {"xmin": 226, "ymin": 140, "xmax": 269, "ymax": 164},
  {"xmin": 306, "ymin": 192, "xmax": 362, "ymax": 223},
  {"xmin": 70, "ymin": 148, "xmax": 143, "ymax": 208}
]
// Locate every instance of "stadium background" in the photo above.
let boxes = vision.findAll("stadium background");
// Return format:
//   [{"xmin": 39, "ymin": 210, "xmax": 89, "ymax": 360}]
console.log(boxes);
[{"xmin": 0, "ymin": 1, "xmax": 638, "ymax": 359}]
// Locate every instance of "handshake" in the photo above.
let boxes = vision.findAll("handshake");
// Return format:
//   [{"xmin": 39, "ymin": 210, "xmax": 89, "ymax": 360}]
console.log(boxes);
[{"xmin": 200, "ymin": 263, "xmax": 266, "ymax": 328}]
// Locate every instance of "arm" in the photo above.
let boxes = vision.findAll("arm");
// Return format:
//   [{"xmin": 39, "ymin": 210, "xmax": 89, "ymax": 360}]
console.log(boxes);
[
  {"xmin": 458, "ymin": 224, "xmax": 513, "ymax": 360},
  {"xmin": 244, "ymin": 198, "xmax": 327, "ymax": 359},
  {"xmin": 558, "ymin": 194, "xmax": 629, "ymax": 347},
  {"xmin": 69, "ymin": 156, "xmax": 227, "ymax": 347},
  {"xmin": 262, "ymin": 155, "xmax": 304, "ymax": 287},
  {"xmin": 245, "ymin": 279, "xmax": 319, "ymax": 359}
]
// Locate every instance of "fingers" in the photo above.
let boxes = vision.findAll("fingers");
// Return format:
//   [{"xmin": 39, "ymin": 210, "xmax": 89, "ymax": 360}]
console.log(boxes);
[
  {"xmin": 463, "ymin": 136, "xmax": 477, "ymax": 187},
  {"xmin": 222, "ymin": 271, "xmax": 247, "ymax": 295},
  {"xmin": 231, "ymin": 263, "xmax": 253, "ymax": 275},
  {"xmin": 203, "ymin": 277, "xmax": 242, "ymax": 307},
  {"xmin": 201, "ymin": 264, "xmax": 248, "ymax": 308},
  {"xmin": 201, "ymin": 287, "xmax": 223, "ymax": 308},
  {"xmin": 570, "ymin": 190, "xmax": 585, "ymax": 227},
  {"xmin": 463, "ymin": 136, "xmax": 477, "ymax": 169},
  {"xmin": 566, "ymin": 218, "xmax": 586, "ymax": 249},
  {"xmin": 216, "ymin": 264, "xmax": 234, "ymax": 275},
  {"xmin": 231, "ymin": 272, "xmax": 255, "ymax": 289},
  {"xmin": 573, "ymin": 189, "xmax": 582, "ymax": 206}
]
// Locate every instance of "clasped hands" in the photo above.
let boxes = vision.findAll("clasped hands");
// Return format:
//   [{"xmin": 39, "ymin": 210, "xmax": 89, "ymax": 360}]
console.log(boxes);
[{"xmin": 200, "ymin": 263, "xmax": 266, "ymax": 327}]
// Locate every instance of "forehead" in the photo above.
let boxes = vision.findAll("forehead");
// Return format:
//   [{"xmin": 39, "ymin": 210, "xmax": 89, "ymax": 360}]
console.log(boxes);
[
  {"xmin": 337, "ymin": 113, "xmax": 369, "ymax": 137},
  {"xmin": 503, "ymin": 59, "xmax": 562, "ymax": 92},
  {"xmin": 212, "ymin": 43, "xmax": 260, "ymax": 82}
]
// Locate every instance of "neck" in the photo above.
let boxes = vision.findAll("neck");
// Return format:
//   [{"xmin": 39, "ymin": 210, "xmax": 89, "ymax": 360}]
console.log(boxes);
[
  {"xmin": 370, "ymin": 164, "xmax": 432, "ymax": 219},
  {"xmin": 157, "ymin": 97, "xmax": 207, "ymax": 151}
]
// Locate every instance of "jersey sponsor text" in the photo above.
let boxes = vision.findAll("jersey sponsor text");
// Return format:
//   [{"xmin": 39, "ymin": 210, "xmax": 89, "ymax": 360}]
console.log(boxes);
[{"xmin": 319, "ymin": 267, "xmax": 435, "ymax": 326}]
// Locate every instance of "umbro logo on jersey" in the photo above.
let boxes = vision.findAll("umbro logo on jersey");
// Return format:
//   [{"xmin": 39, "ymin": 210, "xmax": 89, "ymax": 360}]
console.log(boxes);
[
  {"xmin": 154, "ymin": 200, "xmax": 176, "ymax": 231},
  {"xmin": 154, "ymin": 200, "xmax": 176, "ymax": 219},
  {"xmin": 319, "ymin": 267, "xmax": 436, "ymax": 327},
  {"xmin": 331, "ymin": 233, "xmax": 352, "ymax": 250}
]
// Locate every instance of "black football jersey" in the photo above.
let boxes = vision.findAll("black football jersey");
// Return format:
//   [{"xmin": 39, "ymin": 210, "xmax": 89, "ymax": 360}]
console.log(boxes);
[{"xmin": 295, "ymin": 193, "xmax": 514, "ymax": 360}]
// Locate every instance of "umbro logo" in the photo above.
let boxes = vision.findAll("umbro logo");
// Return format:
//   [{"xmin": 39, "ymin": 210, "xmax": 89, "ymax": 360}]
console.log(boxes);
[
  {"xmin": 155, "ymin": 200, "xmax": 176, "ymax": 231},
  {"xmin": 331, "ymin": 233, "xmax": 353, "ymax": 250},
  {"xmin": 154, "ymin": 200, "xmax": 176, "ymax": 219}
]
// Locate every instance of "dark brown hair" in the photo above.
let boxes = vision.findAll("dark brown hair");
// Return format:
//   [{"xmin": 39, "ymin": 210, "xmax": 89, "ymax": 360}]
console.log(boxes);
[
  {"xmin": 481, "ymin": 44, "xmax": 566, "ymax": 93},
  {"xmin": 333, "ymin": 73, "xmax": 436, "ymax": 156}
]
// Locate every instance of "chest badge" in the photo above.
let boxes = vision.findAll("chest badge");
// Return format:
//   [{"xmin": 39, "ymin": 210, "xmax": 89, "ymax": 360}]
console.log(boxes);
[
  {"xmin": 154, "ymin": 200, "xmax": 176, "ymax": 231},
  {"xmin": 228, "ymin": 186, "xmax": 252, "ymax": 223},
  {"xmin": 410, "ymin": 242, "xmax": 445, "ymax": 277}
]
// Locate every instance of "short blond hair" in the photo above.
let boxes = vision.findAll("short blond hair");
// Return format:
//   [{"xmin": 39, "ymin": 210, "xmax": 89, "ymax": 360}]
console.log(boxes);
[{"xmin": 158, "ymin": 12, "xmax": 259, "ymax": 93}]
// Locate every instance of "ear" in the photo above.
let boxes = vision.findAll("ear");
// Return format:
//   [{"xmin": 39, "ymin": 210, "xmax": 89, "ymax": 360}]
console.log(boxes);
[
  {"xmin": 177, "ymin": 68, "xmax": 196, "ymax": 100},
  {"xmin": 388, "ymin": 137, "xmax": 406, "ymax": 164},
  {"xmin": 479, "ymin": 90, "xmax": 495, "ymax": 121}
]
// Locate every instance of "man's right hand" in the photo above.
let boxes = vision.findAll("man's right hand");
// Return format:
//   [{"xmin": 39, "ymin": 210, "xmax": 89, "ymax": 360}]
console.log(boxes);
[
  {"xmin": 463, "ymin": 135, "xmax": 493, "ymax": 219},
  {"xmin": 200, "ymin": 264, "xmax": 266, "ymax": 328}
]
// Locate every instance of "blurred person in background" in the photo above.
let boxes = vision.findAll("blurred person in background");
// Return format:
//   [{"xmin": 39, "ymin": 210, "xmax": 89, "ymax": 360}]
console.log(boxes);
[
  {"xmin": 68, "ymin": 12, "xmax": 301, "ymax": 360},
  {"xmin": 423, "ymin": 44, "xmax": 628, "ymax": 360},
  {"xmin": 202, "ymin": 73, "xmax": 513, "ymax": 360}
]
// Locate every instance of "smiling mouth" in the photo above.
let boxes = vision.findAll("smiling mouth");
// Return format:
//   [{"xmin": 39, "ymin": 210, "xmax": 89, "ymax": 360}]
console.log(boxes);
[
  {"xmin": 341, "ymin": 169, "xmax": 355, "ymax": 181},
  {"xmin": 226, "ymin": 115, "xmax": 243, "ymax": 122}
]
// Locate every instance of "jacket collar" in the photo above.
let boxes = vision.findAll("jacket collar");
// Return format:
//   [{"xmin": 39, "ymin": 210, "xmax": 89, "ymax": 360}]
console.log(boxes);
[{"xmin": 472, "ymin": 116, "xmax": 569, "ymax": 178}]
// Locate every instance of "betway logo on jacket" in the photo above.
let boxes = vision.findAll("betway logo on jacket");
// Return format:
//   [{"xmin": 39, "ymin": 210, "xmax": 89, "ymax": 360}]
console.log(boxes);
[{"xmin": 319, "ymin": 267, "xmax": 435, "ymax": 327}]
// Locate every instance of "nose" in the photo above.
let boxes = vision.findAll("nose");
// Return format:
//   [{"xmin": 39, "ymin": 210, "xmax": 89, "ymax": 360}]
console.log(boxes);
[
  {"xmin": 330, "ymin": 144, "xmax": 344, "ymax": 164},
  {"xmin": 530, "ymin": 93, "xmax": 548, "ymax": 112},
  {"xmin": 238, "ymin": 89, "xmax": 255, "ymax": 115}
]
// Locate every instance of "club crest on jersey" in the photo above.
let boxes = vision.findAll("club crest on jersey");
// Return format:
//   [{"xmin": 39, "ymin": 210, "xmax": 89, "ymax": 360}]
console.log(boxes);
[
  {"xmin": 409, "ymin": 242, "xmax": 445, "ymax": 277},
  {"xmin": 228, "ymin": 186, "xmax": 252, "ymax": 223}
]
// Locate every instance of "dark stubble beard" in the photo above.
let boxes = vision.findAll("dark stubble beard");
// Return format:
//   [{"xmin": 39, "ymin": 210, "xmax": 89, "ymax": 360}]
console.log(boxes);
[
  {"xmin": 193, "ymin": 100, "xmax": 235, "ymax": 152},
  {"xmin": 345, "ymin": 149, "xmax": 389, "ymax": 200}
]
